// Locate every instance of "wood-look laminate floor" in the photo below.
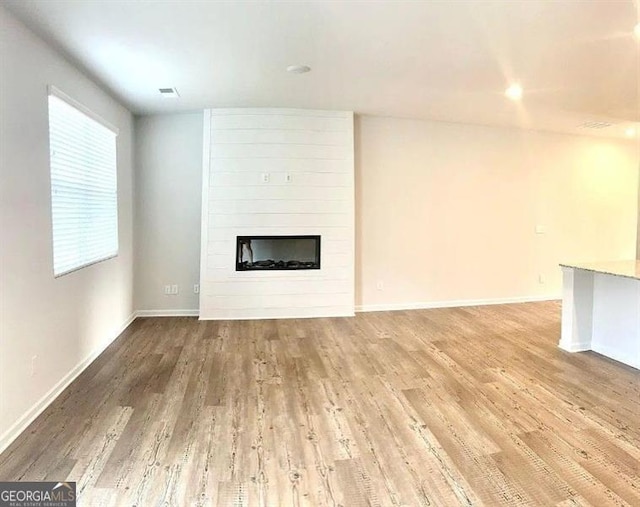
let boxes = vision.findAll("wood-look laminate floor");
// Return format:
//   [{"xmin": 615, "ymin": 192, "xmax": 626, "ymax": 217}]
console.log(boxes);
[{"xmin": 1, "ymin": 302, "xmax": 639, "ymax": 506}]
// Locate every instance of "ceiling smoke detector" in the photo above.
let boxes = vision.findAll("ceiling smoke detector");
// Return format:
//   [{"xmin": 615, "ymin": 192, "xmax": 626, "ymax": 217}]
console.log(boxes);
[
  {"xmin": 158, "ymin": 87, "xmax": 180, "ymax": 98},
  {"xmin": 579, "ymin": 121, "xmax": 612, "ymax": 129},
  {"xmin": 286, "ymin": 65, "xmax": 311, "ymax": 74}
]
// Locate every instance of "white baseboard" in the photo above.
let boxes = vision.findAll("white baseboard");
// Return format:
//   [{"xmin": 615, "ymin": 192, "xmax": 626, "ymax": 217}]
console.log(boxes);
[
  {"xmin": 355, "ymin": 295, "xmax": 559, "ymax": 313},
  {"xmin": 136, "ymin": 298, "xmax": 559, "ymax": 318},
  {"xmin": 0, "ymin": 312, "xmax": 137, "ymax": 456},
  {"xmin": 592, "ymin": 343, "xmax": 640, "ymax": 370},
  {"xmin": 135, "ymin": 309, "xmax": 199, "ymax": 317},
  {"xmin": 559, "ymin": 341, "xmax": 592, "ymax": 353},
  {"xmin": 198, "ymin": 312, "xmax": 356, "ymax": 321}
]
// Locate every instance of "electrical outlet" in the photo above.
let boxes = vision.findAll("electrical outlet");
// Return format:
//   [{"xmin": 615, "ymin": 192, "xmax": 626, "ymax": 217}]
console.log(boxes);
[
  {"xmin": 285, "ymin": 173, "xmax": 293, "ymax": 183},
  {"xmin": 193, "ymin": 284, "xmax": 200, "ymax": 294},
  {"xmin": 31, "ymin": 355, "xmax": 37, "ymax": 377},
  {"xmin": 376, "ymin": 280, "xmax": 384, "ymax": 291},
  {"xmin": 165, "ymin": 284, "xmax": 179, "ymax": 295},
  {"xmin": 261, "ymin": 173, "xmax": 270, "ymax": 183},
  {"xmin": 538, "ymin": 274, "xmax": 545, "ymax": 284}
]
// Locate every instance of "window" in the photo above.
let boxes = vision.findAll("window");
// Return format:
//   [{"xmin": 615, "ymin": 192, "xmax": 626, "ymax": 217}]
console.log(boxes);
[{"xmin": 48, "ymin": 87, "xmax": 119, "ymax": 276}]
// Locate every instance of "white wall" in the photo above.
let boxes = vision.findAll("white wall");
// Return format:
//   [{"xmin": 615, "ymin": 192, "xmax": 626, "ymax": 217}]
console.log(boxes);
[
  {"xmin": 134, "ymin": 113, "xmax": 203, "ymax": 314},
  {"xmin": 200, "ymin": 109, "xmax": 355, "ymax": 320},
  {"xmin": 0, "ymin": 7, "xmax": 135, "ymax": 450},
  {"xmin": 356, "ymin": 115, "xmax": 639, "ymax": 310}
]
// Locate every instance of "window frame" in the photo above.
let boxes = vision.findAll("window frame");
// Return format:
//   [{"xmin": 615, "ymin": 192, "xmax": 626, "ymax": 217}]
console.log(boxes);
[{"xmin": 47, "ymin": 85, "xmax": 120, "ymax": 278}]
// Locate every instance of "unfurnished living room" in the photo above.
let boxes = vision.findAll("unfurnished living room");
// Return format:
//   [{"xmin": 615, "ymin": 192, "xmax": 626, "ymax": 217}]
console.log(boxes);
[{"xmin": 0, "ymin": 0, "xmax": 639, "ymax": 506}]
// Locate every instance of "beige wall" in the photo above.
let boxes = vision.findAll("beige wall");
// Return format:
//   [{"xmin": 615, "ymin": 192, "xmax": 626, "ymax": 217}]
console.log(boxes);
[
  {"xmin": 134, "ymin": 113, "xmax": 203, "ymax": 313},
  {"xmin": 355, "ymin": 115, "xmax": 639, "ymax": 309},
  {"xmin": 0, "ymin": 8, "xmax": 134, "ymax": 449}
]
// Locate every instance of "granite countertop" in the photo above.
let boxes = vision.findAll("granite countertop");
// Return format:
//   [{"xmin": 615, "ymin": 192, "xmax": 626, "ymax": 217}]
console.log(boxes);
[{"xmin": 559, "ymin": 260, "xmax": 640, "ymax": 281}]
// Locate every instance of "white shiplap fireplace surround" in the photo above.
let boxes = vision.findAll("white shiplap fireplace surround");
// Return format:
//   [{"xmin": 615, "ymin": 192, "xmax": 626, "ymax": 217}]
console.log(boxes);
[{"xmin": 199, "ymin": 109, "xmax": 355, "ymax": 320}]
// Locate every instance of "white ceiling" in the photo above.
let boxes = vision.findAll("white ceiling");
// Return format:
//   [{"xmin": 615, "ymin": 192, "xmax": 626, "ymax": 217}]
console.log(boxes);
[{"xmin": 4, "ymin": 0, "xmax": 640, "ymax": 138}]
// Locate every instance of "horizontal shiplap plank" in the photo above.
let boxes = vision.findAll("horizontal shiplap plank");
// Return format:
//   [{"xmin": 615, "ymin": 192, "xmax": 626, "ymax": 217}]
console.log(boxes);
[
  {"xmin": 204, "ymin": 277, "xmax": 350, "ymax": 287},
  {"xmin": 210, "ymin": 199, "xmax": 352, "ymax": 215},
  {"xmin": 210, "ymin": 108, "xmax": 351, "ymax": 117},
  {"xmin": 204, "ymin": 265, "xmax": 352, "ymax": 281},
  {"xmin": 211, "ymin": 143, "xmax": 351, "ymax": 160},
  {"xmin": 203, "ymin": 280, "xmax": 350, "ymax": 297},
  {"xmin": 208, "ymin": 213, "xmax": 349, "ymax": 229},
  {"xmin": 212, "ymin": 129, "xmax": 349, "ymax": 146},
  {"xmin": 209, "ymin": 185, "xmax": 352, "ymax": 201},
  {"xmin": 207, "ymin": 227, "xmax": 351, "ymax": 243},
  {"xmin": 211, "ymin": 113, "xmax": 350, "ymax": 132},
  {"xmin": 210, "ymin": 158, "xmax": 349, "ymax": 174},
  {"xmin": 201, "ymin": 292, "xmax": 353, "ymax": 310},
  {"xmin": 210, "ymin": 171, "xmax": 351, "ymax": 188},
  {"xmin": 205, "ymin": 265, "xmax": 351, "ymax": 281},
  {"xmin": 199, "ymin": 305, "xmax": 354, "ymax": 320}
]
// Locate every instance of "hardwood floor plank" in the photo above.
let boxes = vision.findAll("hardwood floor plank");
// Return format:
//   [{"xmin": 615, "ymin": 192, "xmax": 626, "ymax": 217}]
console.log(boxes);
[
  {"xmin": 518, "ymin": 430, "xmax": 633, "ymax": 506},
  {"xmin": 1, "ymin": 302, "xmax": 638, "ymax": 506}
]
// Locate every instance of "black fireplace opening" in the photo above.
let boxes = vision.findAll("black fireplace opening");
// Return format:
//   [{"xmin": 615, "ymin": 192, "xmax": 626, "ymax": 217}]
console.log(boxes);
[{"xmin": 236, "ymin": 235, "xmax": 321, "ymax": 271}]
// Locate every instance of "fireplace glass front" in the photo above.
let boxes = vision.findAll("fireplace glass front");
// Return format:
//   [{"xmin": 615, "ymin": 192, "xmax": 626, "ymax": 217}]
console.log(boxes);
[{"xmin": 236, "ymin": 235, "xmax": 321, "ymax": 271}]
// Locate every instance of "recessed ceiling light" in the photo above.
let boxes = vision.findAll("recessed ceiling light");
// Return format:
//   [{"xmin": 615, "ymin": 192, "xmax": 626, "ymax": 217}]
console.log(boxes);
[
  {"xmin": 634, "ymin": 23, "xmax": 640, "ymax": 39},
  {"xmin": 286, "ymin": 65, "xmax": 311, "ymax": 74},
  {"xmin": 625, "ymin": 127, "xmax": 637, "ymax": 137},
  {"xmin": 505, "ymin": 83, "xmax": 523, "ymax": 101},
  {"xmin": 159, "ymin": 87, "xmax": 179, "ymax": 98}
]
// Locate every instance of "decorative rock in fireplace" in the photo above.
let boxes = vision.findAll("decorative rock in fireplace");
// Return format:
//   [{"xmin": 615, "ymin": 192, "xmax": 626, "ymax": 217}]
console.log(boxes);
[{"xmin": 237, "ymin": 235, "xmax": 321, "ymax": 271}]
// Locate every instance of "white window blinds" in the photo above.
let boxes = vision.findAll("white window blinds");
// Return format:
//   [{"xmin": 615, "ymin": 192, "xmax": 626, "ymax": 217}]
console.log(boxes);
[{"xmin": 48, "ymin": 89, "xmax": 119, "ymax": 277}]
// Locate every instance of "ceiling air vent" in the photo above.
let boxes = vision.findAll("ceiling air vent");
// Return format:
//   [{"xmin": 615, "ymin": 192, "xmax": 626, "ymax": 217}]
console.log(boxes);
[
  {"xmin": 158, "ymin": 87, "xmax": 179, "ymax": 98},
  {"xmin": 579, "ymin": 121, "xmax": 612, "ymax": 129}
]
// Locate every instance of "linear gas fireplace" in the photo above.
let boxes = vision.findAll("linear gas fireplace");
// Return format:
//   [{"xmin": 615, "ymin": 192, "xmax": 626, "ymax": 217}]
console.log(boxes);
[{"xmin": 236, "ymin": 235, "xmax": 321, "ymax": 271}]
